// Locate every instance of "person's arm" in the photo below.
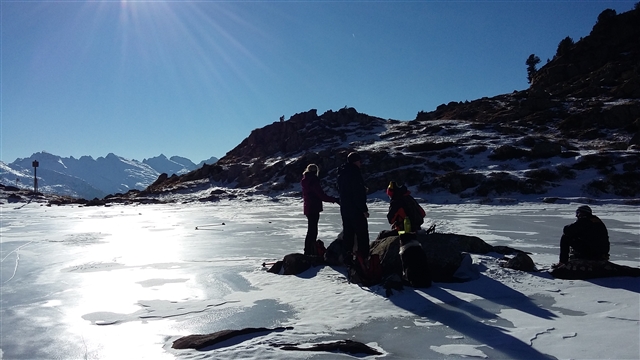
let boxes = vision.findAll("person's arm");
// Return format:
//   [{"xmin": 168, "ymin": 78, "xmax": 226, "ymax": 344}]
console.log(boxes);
[
  {"xmin": 562, "ymin": 223, "xmax": 577, "ymax": 237},
  {"xmin": 356, "ymin": 172, "xmax": 369, "ymax": 213},
  {"xmin": 387, "ymin": 200, "xmax": 400, "ymax": 224},
  {"xmin": 591, "ymin": 218, "xmax": 610, "ymax": 257},
  {"xmin": 312, "ymin": 180, "xmax": 337, "ymax": 203}
]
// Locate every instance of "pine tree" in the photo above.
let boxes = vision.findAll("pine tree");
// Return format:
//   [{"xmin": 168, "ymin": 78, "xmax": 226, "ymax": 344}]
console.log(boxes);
[
  {"xmin": 556, "ymin": 36, "xmax": 574, "ymax": 58},
  {"xmin": 526, "ymin": 54, "xmax": 541, "ymax": 84}
]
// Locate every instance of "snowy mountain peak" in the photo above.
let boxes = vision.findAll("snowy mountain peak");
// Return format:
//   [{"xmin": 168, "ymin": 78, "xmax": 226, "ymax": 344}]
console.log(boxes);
[
  {"xmin": 0, "ymin": 153, "xmax": 216, "ymax": 199},
  {"xmin": 143, "ymin": 154, "xmax": 198, "ymax": 176}
]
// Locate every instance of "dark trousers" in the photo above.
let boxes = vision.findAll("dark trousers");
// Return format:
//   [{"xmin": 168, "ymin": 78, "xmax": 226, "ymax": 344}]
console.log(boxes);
[
  {"xmin": 341, "ymin": 213, "xmax": 370, "ymax": 258},
  {"xmin": 560, "ymin": 234, "xmax": 607, "ymax": 263},
  {"xmin": 304, "ymin": 212, "xmax": 320, "ymax": 255}
]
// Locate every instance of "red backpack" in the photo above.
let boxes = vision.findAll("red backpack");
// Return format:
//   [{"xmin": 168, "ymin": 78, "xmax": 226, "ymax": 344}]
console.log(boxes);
[{"xmin": 350, "ymin": 253, "xmax": 383, "ymax": 286}]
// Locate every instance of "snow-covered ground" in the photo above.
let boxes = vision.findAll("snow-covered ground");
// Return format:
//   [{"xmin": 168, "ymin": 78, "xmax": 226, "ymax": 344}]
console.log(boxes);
[{"xmin": 1, "ymin": 199, "xmax": 638, "ymax": 359}]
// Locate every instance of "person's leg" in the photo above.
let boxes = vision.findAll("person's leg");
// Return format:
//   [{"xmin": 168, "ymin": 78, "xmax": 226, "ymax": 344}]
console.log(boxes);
[
  {"xmin": 341, "ymin": 215, "xmax": 356, "ymax": 259},
  {"xmin": 304, "ymin": 213, "xmax": 320, "ymax": 255},
  {"xmin": 559, "ymin": 234, "xmax": 572, "ymax": 263},
  {"xmin": 355, "ymin": 215, "xmax": 370, "ymax": 259}
]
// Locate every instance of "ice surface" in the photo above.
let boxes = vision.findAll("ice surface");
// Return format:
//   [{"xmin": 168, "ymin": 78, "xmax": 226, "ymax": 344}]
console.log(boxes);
[{"xmin": 1, "ymin": 200, "xmax": 638, "ymax": 359}]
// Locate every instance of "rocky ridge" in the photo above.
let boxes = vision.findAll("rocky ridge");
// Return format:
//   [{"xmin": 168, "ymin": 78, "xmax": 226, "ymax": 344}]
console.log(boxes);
[
  {"xmin": 6, "ymin": 7, "xmax": 639, "ymax": 206},
  {"xmin": 124, "ymin": 7, "xmax": 639, "ymax": 205}
]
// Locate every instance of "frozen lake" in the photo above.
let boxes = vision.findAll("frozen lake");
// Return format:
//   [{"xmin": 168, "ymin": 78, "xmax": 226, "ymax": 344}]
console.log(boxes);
[{"xmin": 1, "ymin": 199, "xmax": 639, "ymax": 359}]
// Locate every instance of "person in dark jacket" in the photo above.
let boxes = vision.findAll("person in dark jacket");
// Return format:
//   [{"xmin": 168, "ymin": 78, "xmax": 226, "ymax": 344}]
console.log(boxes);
[
  {"xmin": 386, "ymin": 181, "xmax": 426, "ymax": 233},
  {"xmin": 337, "ymin": 152, "xmax": 370, "ymax": 261},
  {"xmin": 555, "ymin": 205, "xmax": 610, "ymax": 267},
  {"xmin": 301, "ymin": 164, "xmax": 338, "ymax": 256}
]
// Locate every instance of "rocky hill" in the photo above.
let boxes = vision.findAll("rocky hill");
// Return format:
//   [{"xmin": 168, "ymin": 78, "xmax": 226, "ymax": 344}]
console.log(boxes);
[
  {"xmin": 12, "ymin": 7, "xmax": 639, "ymax": 206},
  {"xmin": 419, "ymin": 6, "xmax": 640, "ymax": 132}
]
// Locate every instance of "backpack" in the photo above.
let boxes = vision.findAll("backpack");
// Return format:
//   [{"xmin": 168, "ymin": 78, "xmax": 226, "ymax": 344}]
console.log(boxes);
[
  {"xmin": 348, "ymin": 253, "xmax": 383, "ymax": 286},
  {"xmin": 406, "ymin": 197, "xmax": 425, "ymax": 229},
  {"xmin": 315, "ymin": 240, "xmax": 326, "ymax": 259}
]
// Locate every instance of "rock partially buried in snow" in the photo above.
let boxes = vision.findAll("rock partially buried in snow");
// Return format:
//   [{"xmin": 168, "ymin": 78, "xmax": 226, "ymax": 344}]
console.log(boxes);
[
  {"xmin": 172, "ymin": 327, "xmax": 382, "ymax": 355},
  {"xmin": 277, "ymin": 339, "xmax": 382, "ymax": 355},
  {"xmin": 172, "ymin": 327, "xmax": 291, "ymax": 350}
]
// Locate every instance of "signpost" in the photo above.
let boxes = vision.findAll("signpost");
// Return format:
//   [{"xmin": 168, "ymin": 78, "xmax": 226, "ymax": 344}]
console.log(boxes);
[{"xmin": 32, "ymin": 160, "xmax": 39, "ymax": 193}]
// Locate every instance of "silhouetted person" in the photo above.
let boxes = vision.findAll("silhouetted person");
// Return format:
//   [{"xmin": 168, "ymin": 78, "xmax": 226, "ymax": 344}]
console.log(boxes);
[
  {"xmin": 301, "ymin": 164, "xmax": 338, "ymax": 256},
  {"xmin": 386, "ymin": 181, "xmax": 426, "ymax": 233},
  {"xmin": 555, "ymin": 205, "xmax": 610, "ymax": 267},
  {"xmin": 337, "ymin": 152, "xmax": 370, "ymax": 262}
]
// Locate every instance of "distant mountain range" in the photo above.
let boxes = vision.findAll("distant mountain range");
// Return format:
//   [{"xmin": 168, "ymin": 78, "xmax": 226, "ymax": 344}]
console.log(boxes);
[{"xmin": 0, "ymin": 152, "xmax": 218, "ymax": 199}]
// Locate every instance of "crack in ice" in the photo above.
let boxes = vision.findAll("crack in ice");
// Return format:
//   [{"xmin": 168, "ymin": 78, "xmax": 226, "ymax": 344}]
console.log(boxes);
[{"xmin": 2, "ymin": 241, "xmax": 32, "ymax": 284}]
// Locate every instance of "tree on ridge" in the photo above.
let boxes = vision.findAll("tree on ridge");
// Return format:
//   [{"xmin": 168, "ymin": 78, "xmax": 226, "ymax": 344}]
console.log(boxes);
[{"xmin": 526, "ymin": 54, "xmax": 541, "ymax": 84}]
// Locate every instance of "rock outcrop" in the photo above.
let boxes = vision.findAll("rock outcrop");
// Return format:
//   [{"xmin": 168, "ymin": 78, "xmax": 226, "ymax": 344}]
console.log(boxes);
[
  {"xmin": 134, "ymin": 7, "xmax": 640, "ymax": 204},
  {"xmin": 367, "ymin": 232, "xmax": 522, "ymax": 283}
]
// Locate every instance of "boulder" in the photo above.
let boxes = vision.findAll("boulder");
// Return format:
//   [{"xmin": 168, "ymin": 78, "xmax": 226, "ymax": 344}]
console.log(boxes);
[
  {"xmin": 267, "ymin": 253, "xmax": 323, "ymax": 275},
  {"xmin": 500, "ymin": 253, "xmax": 536, "ymax": 272},
  {"xmin": 326, "ymin": 231, "xmax": 523, "ymax": 284},
  {"xmin": 324, "ymin": 232, "xmax": 350, "ymax": 266},
  {"xmin": 370, "ymin": 232, "xmax": 494, "ymax": 283},
  {"xmin": 531, "ymin": 141, "xmax": 562, "ymax": 159},
  {"xmin": 272, "ymin": 231, "xmax": 529, "ymax": 284}
]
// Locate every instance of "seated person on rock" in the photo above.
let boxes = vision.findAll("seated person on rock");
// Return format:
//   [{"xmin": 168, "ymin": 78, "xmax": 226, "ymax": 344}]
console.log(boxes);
[
  {"xmin": 554, "ymin": 205, "xmax": 610, "ymax": 268},
  {"xmin": 386, "ymin": 181, "xmax": 426, "ymax": 234}
]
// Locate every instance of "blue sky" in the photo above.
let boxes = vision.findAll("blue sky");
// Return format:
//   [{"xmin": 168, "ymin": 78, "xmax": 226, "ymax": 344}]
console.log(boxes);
[{"xmin": 1, "ymin": 0, "xmax": 636, "ymax": 164}]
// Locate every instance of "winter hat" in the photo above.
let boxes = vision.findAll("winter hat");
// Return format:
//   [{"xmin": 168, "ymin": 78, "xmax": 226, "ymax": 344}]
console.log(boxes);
[
  {"xmin": 576, "ymin": 205, "xmax": 592, "ymax": 216},
  {"xmin": 347, "ymin": 152, "xmax": 362, "ymax": 163}
]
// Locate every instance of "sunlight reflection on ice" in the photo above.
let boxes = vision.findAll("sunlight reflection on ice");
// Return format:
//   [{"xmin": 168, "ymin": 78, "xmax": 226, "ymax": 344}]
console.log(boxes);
[{"xmin": 1, "ymin": 201, "xmax": 638, "ymax": 359}]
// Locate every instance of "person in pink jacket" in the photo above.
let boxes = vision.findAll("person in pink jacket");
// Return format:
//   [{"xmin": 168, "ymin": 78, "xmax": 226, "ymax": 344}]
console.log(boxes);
[{"xmin": 301, "ymin": 164, "xmax": 339, "ymax": 256}]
